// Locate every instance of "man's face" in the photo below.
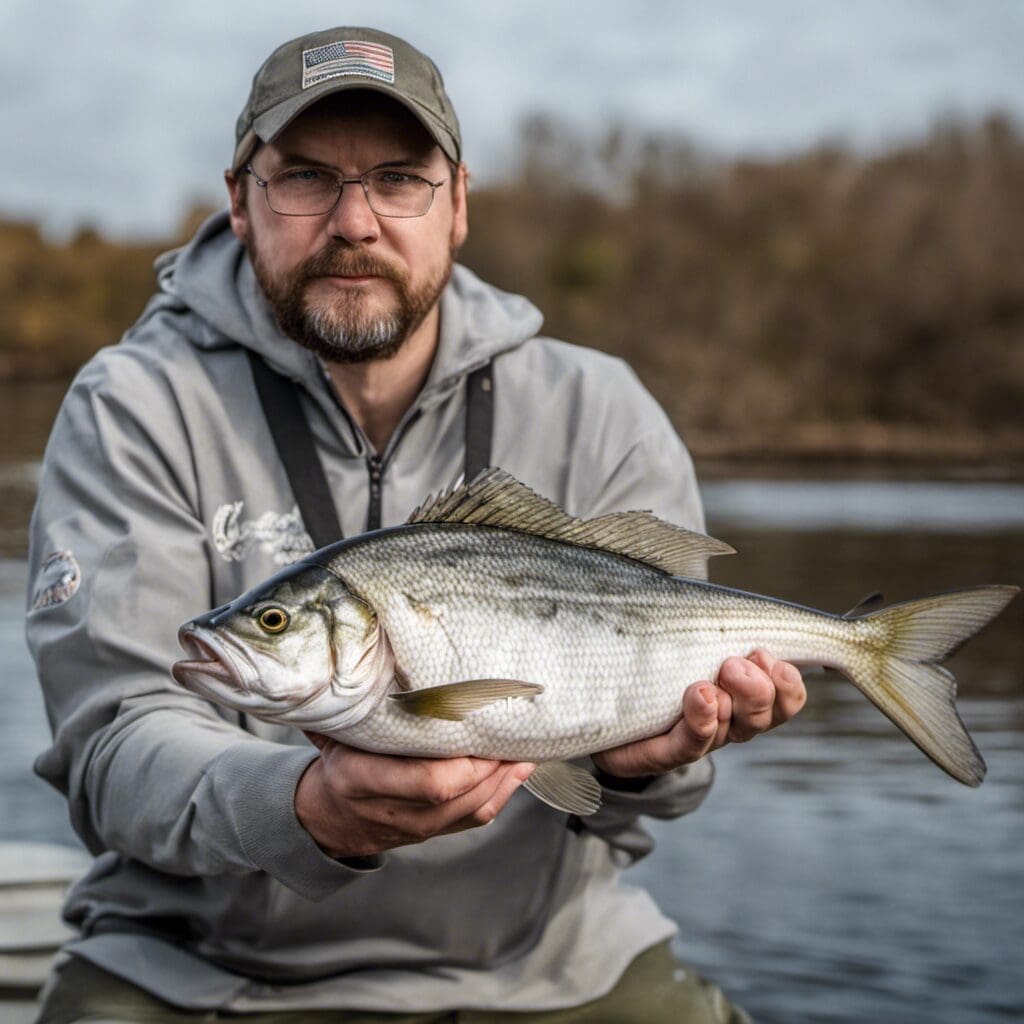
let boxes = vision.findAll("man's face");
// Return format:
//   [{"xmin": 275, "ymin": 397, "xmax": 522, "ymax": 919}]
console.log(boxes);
[{"xmin": 227, "ymin": 93, "xmax": 468, "ymax": 363}]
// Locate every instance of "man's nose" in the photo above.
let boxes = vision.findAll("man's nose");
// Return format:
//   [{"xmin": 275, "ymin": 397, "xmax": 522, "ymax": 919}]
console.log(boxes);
[{"xmin": 325, "ymin": 181, "xmax": 381, "ymax": 245}]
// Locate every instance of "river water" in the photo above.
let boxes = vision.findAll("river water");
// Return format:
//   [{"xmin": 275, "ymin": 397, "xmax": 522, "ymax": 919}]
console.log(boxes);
[{"xmin": 1, "ymin": 382, "xmax": 1022, "ymax": 1022}]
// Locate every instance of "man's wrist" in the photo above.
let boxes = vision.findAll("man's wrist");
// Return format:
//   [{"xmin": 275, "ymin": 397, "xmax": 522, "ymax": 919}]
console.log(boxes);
[{"xmin": 295, "ymin": 758, "xmax": 345, "ymax": 857}]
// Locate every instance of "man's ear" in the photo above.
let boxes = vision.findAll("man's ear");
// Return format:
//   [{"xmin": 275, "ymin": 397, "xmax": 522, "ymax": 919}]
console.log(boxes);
[
  {"xmin": 450, "ymin": 162, "xmax": 469, "ymax": 251},
  {"xmin": 225, "ymin": 169, "xmax": 249, "ymax": 244}
]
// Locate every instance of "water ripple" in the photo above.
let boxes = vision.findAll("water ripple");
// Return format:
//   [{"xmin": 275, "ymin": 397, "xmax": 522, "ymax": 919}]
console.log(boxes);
[{"xmin": 705, "ymin": 480, "xmax": 1024, "ymax": 532}]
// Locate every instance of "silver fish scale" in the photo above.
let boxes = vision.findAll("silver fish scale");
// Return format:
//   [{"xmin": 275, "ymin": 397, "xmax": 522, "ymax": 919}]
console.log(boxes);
[{"xmin": 325, "ymin": 524, "xmax": 858, "ymax": 761}]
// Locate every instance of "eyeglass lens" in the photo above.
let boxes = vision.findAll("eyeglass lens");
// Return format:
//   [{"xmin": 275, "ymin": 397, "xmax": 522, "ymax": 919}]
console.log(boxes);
[{"xmin": 266, "ymin": 168, "xmax": 437, "ymax": 217}]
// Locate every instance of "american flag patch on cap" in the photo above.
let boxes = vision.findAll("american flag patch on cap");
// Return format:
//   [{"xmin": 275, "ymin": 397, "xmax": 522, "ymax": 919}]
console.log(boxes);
[{"xmin": 302, "ymin": 40, "xmax": 396, "ymax": 88}]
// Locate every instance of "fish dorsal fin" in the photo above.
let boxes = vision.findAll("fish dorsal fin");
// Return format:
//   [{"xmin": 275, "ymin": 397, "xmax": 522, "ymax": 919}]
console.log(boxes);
[{"xmin": 408, "ymin": 468, "xmax": 734, "ymax": 578}]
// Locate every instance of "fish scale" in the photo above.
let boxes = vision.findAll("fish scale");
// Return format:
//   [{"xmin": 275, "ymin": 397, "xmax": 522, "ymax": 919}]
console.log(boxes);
[{"xmin": 330, "ymin": 526, "xmax": 868, "ymax": 760}]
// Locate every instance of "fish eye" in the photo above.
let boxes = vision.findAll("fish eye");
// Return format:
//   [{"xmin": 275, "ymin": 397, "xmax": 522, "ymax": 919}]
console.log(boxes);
[{"xmin": 257, "ymin": 607, "xmax": 290, "ymax": 634}]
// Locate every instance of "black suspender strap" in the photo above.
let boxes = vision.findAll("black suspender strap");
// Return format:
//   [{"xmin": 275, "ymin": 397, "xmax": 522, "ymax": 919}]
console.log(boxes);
[
  {"xmin": 463, "ymin": 363, "xmax": 494, "ymax": 482},
  {"xmin": 248, "ymin": 352, "xmax": 494, "ymax": 546},
  {"xmin": 247, "ymin": 351, "xmax": 344, "ymax": 549}
]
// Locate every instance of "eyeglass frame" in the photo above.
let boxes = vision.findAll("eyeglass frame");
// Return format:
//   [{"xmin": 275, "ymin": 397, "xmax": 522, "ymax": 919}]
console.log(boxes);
[{"xmin": 244, "ymin": 163, "xmax": 448, "ymax": 219}]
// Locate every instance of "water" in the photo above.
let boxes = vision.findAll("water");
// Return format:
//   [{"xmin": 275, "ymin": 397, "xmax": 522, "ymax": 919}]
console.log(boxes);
[{"xmin": 2, "ymin": 382, "xmax": 1022, "ymax": 1022}]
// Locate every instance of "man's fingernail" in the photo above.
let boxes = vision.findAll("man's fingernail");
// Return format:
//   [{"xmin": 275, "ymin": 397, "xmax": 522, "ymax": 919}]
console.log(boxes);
[{"xmin": 699, "ymin": 685, "xmax": 717, "ymax": 706}]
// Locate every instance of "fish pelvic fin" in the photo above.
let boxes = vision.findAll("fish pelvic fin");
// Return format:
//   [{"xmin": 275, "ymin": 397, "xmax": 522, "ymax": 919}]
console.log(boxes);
[
  {"xmin": 843, "ymin": 585, "xmax": 1019, "ymax": 787},
  {"xmin": 407, "ymin": 468, "xmax": 733, "ymax": 578},
  {"xmin": 389, "ymin": 678, "xmax": 543, "ymax": 721},
  {"xmin": 523, "ymin": 761, "xmax": 602, "ymax": 816}
]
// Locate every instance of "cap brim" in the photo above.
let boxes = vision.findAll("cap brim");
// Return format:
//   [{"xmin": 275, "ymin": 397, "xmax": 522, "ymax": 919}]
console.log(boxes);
[{"xmin": 234, "ymin": 80, "xmax": 460, "ymax": 170}]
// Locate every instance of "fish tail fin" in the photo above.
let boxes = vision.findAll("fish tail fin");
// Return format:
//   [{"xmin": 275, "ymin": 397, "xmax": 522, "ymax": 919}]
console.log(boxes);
[{"xmin": 841, "ymin": 585, "xmax": 1018, "ymax": 787}]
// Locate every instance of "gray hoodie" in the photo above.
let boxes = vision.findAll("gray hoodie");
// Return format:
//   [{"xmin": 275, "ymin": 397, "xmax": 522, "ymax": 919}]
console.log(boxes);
[{"xmin": 27, "ymin": 212, "xmax": 713, "ymax": 1012}]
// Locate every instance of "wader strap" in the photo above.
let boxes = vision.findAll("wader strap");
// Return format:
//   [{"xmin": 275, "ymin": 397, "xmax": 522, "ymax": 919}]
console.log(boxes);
[
  {"xmin": 248, "ymin": 353, "xmax": 494, "ymax": 546},
  {"xmin": 463, "ymin": 363, "xmax": 494, "ymax": 482},
  {"xmin": 247, "ymin": 352, "xmax": 343, "ymax": 550}
]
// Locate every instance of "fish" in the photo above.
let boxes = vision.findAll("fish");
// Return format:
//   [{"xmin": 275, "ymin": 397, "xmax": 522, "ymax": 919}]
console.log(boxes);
[{"xmin": 172, "ymin": 469, "xmax": 1019, "ymax": 815}]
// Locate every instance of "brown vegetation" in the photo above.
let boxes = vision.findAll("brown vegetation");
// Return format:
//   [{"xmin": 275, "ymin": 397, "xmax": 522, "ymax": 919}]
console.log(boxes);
[{"xmin": 2, "ymin": 116, "xmax": 1023, "ymax": 462}]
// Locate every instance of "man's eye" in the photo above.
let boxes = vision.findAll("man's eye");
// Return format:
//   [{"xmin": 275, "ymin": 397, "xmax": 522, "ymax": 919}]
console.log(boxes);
[
  {"xmin": 374, "ymin": 171, "xmax": 417, "ymax": 187},
  {"xmin": 282, "ymin": 167, "xmax": 326, "ymax": 183}
]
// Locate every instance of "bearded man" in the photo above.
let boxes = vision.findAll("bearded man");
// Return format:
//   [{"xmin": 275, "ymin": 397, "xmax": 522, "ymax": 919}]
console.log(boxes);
[{"xmin": 29, "ymin": 26, "xmax": 806, "ymax": 1023}]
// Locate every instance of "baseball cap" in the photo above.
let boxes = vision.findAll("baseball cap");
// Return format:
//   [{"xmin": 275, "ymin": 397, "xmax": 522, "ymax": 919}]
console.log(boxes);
[{"xmin": 232, "ymin": 27, "xmax": 461, "ymax": 172}]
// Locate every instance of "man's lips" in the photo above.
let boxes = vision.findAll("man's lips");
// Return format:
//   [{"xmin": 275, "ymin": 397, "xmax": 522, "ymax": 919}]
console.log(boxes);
[
  {"xmin": 312, "ymin": 270, "xmax": 398, "ymax": 288},
  {"xmin": 322, "ymin": 274, "xmax": 380, "ymax": 284}
]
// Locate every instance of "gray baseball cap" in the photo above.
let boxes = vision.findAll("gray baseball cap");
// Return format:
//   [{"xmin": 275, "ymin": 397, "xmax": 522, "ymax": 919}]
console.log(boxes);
[{"xmin": 232, "ymin": 27, "xmax": 461, "ymax": 172}]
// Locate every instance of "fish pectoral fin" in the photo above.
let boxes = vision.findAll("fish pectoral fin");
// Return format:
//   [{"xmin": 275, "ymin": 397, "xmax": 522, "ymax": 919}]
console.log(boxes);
[
  {"xmin": 388, "ymin": 679, "xmax": 543, "ymax": 721},
  {"xmin": 523, "ymin": 762, "xmax": 602, "ymax": 816}
]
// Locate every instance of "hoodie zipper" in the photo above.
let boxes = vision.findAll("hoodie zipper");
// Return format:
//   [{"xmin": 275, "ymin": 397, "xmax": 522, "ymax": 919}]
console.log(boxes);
[
  {"xmin": 364, "ymin": 406, "xmax": 424, "ymax": 531},
  {"xmin": 316, "ymin": 363, "xmax": 415, "ymax": 533},
  {"xmin": 318, "ymin": 359, "xmax": 487, "ymax": 533},
  {"xmin": 366, "ymin": 454, "xmax": 384, "ymax": 531}
]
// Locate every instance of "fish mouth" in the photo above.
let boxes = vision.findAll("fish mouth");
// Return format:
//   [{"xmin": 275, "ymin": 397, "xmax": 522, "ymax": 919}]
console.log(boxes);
[{"xmin": 171, "ymin": 627, "xmax": 268, "ymax": 709}]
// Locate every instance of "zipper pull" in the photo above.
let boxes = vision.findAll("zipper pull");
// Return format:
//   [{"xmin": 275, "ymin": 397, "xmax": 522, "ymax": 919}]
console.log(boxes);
[{"xmin": 367, "ymin": 455, "xmax": 384, "ymax": 532}]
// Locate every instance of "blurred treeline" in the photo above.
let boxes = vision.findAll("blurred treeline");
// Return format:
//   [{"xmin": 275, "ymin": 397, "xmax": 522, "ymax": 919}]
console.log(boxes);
[{"xmin": 2, "ymin": 114, "xmax": 1023, "ymax": 460}]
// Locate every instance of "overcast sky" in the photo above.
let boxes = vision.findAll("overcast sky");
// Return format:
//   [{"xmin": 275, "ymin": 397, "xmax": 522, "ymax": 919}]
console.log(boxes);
[{"xmin": 5, "ymin": 0, "xmax": 1023, "ymax": 238}]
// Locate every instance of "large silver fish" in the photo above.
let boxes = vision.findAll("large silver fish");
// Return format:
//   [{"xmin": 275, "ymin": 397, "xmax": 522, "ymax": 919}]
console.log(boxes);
[{"xmin": 173, "ymin": 470, "xmax": 1018, "ymax": 814}]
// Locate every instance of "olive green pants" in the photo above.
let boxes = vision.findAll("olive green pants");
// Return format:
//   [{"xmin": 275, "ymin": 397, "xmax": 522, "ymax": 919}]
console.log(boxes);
[{"xmin": 35, "ymin": 942, "xmax": 751, "ymax": 1023}]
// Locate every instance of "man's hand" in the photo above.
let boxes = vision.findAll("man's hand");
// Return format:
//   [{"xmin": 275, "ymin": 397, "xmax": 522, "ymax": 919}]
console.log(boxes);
[
  {"xmin": 295, "ymin": 735, "xmax": 535, "ymax": 859},
  {"xmin": 592, "ymin": 650, "xmax": 807, "ymax": 779}
]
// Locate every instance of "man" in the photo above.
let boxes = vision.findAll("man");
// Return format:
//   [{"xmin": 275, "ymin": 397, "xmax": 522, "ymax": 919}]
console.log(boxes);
[{"xmin": 29, "ymin": 27, "xmax": 806, "ymax": 1023}]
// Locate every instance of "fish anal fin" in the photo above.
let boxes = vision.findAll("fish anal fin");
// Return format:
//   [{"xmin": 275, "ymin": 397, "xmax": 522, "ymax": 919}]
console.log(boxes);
[
  {"xmin": 523, "ymin": 761, "xmax": 602, "ymax": 816},
  {"xmin": 407, "ymin": 468, "xmax": 733, "ymax": 578},
  {"xmin": 389, "ymin": 678, "xmax": 543, "ymax": 721}
]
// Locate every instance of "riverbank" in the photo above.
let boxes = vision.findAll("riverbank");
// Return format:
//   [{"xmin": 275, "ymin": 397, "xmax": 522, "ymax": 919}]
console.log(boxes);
[{"xmin": 689, "ymin": 422, "xmax": 1024, "ymax": 481}]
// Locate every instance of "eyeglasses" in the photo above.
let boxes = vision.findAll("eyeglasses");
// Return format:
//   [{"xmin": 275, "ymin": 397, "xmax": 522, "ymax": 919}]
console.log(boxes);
[{"xmin": 245, "ymin": 164, "xmax": 447, "ymax": 218}]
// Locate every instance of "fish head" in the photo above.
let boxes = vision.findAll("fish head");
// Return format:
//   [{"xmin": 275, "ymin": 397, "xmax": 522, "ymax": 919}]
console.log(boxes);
[{"xmin": 172, "ymin": 562, "xmax": 391, "ymax": 726}]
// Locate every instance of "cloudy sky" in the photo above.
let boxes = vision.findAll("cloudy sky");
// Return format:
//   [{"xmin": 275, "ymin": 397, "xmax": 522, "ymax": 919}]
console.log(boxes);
[{"xmin": 5, "ymin": 0, "xmax": 1023, "ymax": 238}]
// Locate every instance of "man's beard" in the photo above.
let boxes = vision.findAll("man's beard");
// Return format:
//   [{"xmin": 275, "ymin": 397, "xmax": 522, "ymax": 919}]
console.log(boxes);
[{"xmin": 251, "ymin": 240, "xmax": 453, "ymax": 364}]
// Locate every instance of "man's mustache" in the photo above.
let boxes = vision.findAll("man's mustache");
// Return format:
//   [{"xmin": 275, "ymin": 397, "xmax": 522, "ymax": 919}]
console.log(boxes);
[{"xmin": 298, "ymin": 246, "xmax": 404, "ymax": 284}]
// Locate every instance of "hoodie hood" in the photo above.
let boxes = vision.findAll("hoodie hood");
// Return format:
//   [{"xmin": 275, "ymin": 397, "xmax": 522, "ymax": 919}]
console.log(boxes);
[{"xmin": 154, "ymin": 210, "xmax": 544, "ymax": 407}]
